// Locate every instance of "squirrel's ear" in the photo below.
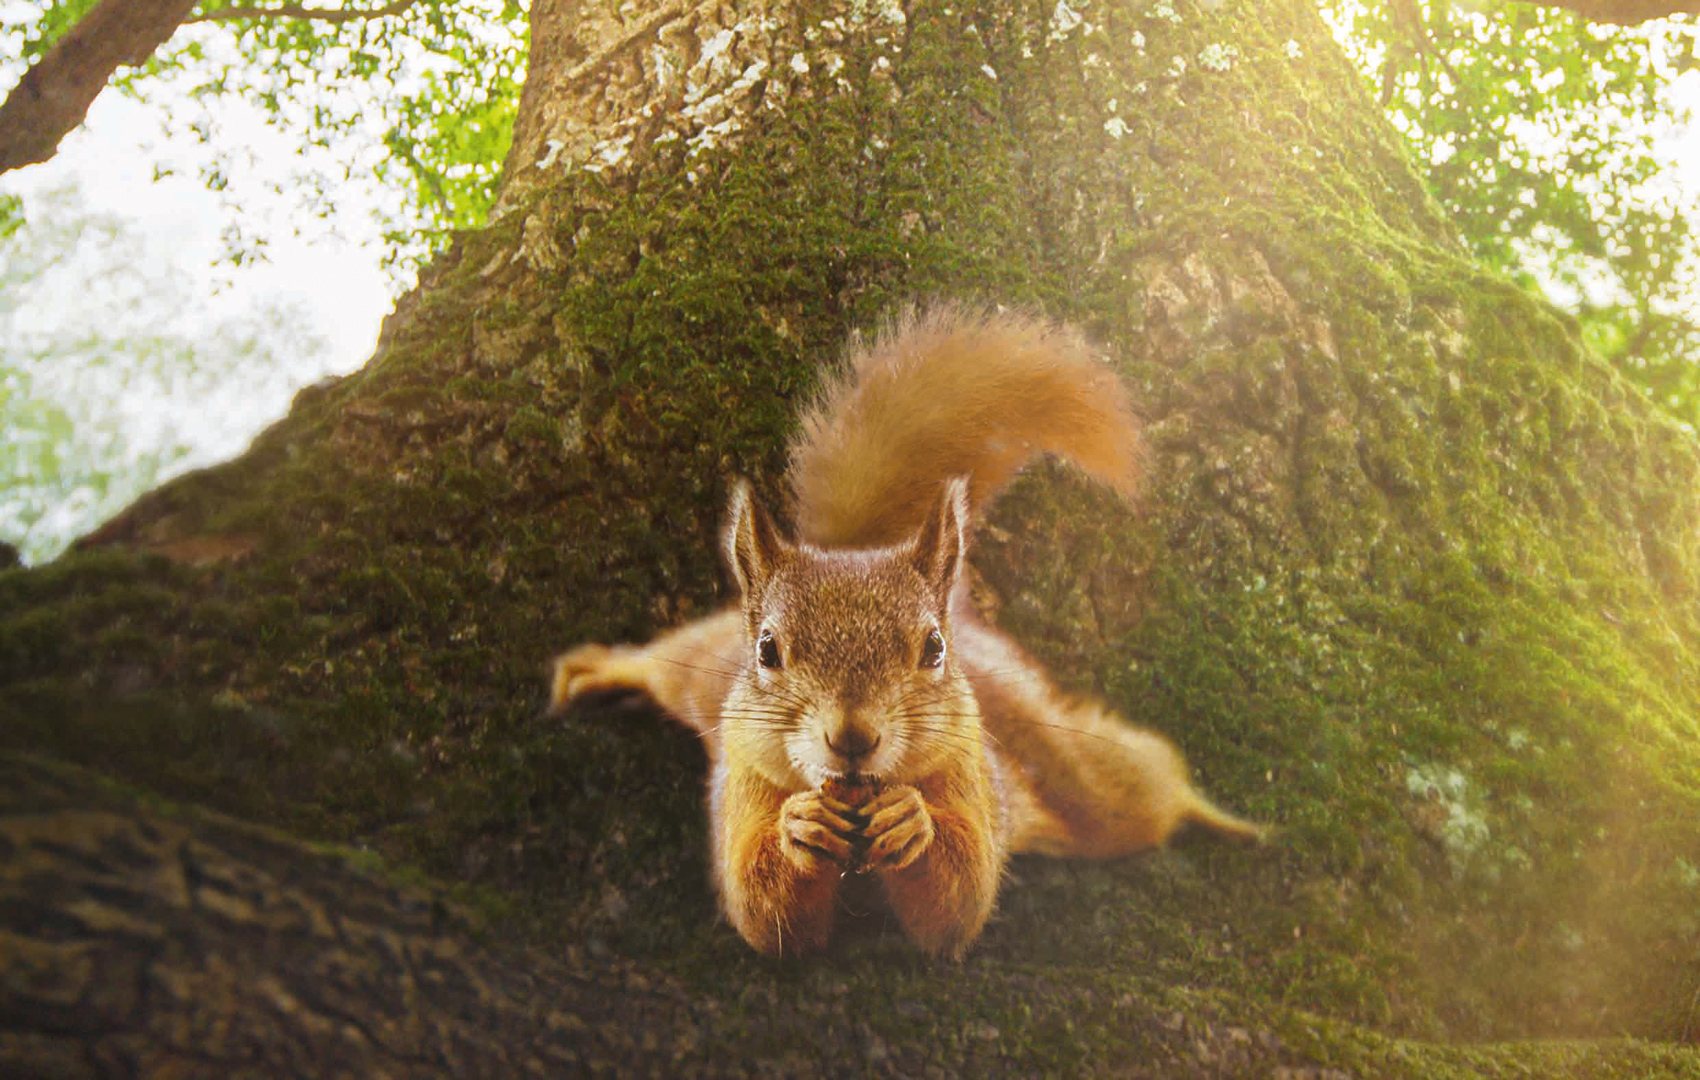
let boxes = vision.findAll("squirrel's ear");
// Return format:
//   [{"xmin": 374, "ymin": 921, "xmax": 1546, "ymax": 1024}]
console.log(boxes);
[
  {"xmin": 909, "ymin": 476, "xmax": 969, "ymax": 603},
  {"xmin": 723, "ymin": 479, "xmax": 784, "ymax": 600}
]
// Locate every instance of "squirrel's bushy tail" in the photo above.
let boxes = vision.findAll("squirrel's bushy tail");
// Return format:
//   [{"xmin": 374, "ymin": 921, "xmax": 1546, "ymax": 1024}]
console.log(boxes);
[{"xmin": 787, "ymin": 303, "xmax": 1143, "ymax": 548}]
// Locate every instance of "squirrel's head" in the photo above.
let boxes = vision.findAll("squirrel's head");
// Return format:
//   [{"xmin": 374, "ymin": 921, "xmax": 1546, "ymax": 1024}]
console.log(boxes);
[{"xmin": 719, "ymin": 477, "xmax": 979, "ymax": 790}]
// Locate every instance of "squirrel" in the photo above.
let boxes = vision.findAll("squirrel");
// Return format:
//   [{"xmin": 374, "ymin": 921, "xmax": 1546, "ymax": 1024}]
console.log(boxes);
[{"xmin": 548, "ymin": 304, "xmax": 1263, "ymax": 959}]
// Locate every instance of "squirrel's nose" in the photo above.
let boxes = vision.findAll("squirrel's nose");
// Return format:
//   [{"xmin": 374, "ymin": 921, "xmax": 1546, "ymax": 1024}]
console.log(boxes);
[{"xmin": 825, "ymin": 725, "xmax": 882, "ymax": 761}]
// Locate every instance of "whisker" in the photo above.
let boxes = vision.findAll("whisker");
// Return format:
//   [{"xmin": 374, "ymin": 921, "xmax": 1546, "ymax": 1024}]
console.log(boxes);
[
  {"xmin": 652, "ymin": 655, "xmax": 750, "ymax": 680},
  {"xmin": 723, "ymin": 698, "xmax": 810, "ymax": 716},
  {"xmin": 893, "ymin": 732, "xmax": 986, "ymax": 747},
  {"xmin": 893, "ymin": 716, "xmax": 988, "ymax": 738},
  {"xmin": 960, "ymin": 665, "xmax": 1060, "ymax": 687},
  {"xmin": 990, "ymin": 718, "xmax": 1134, "ymax": 747},
  {"xmin": 895, "ymin": 704, "xmax": 1145, "ymax": 750},
  {"xmin": 717, "ymin": 716, "xmax": 800, "ymax": 729},
  {"xmin": 591, "ymin": 637, "xmax": 1154, "ymax": 761}
]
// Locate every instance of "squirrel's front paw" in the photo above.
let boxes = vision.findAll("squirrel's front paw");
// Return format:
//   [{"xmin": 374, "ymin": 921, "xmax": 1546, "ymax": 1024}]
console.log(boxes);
[
  {"xmin": 857, "ymin": 785, "xmax": 935, "ymax": 872},
  {"xmin": 549, "ymin": 643, "xmax": 642, "ymax": 713},
  {"xmin": 778, "ymin": 791, "xmax": 861, "ymax": 872}
]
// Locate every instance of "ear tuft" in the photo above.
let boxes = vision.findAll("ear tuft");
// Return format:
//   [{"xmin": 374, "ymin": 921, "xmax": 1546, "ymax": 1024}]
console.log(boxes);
[
  {"xmin": 723, "ymin": 479, "xmax": 784, "ymax": 600},
  {"xmin": 908, "ymin": 476, "xmax": 969, "ymax": 603}
]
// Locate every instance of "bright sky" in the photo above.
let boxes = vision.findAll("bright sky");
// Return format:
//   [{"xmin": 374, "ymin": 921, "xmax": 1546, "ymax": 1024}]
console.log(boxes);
[
  {"xmin": 0, "ymin": 67, "xmax": 397, "ymax": 560},
  {"xmin": 5, "ymin": 91, "xmax": 394, "ymax": 390}
]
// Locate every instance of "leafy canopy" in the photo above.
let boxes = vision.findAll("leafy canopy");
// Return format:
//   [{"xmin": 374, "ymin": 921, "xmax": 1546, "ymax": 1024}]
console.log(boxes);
[
  {"xmin": 0, "ymin": 0, "xmax": 1695, "ymax": 417},
  {"xmin": 2, "ymin": 0, "xmax": 526, "ymax": 276},
  {"xmin": 1328, "ymin": 1, "xmax": 1699, "ymax": 423}
]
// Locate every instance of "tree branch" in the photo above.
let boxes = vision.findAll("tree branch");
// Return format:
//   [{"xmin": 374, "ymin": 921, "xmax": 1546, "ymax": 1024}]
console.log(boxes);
[
  {"xmin": 186, "ymin": 0, "xmax": 418, "ymax": 24},
  {"xmin": 0, "ymin": 0, "xmax": 200, "ymax": 175},
  {"xmin": 1517, "ymin": 0, "xmax": 1700, "ymax": 23}
]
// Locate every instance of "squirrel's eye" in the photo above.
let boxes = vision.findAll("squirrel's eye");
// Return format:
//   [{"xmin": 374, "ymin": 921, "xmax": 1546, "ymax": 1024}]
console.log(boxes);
[
  {"xmin": 919, "ymin": 627, "xmax": 946, "ymax": 670},
  {"xmin": 757, "ymin": 629, "xmax": 783, "ymax": 670}
]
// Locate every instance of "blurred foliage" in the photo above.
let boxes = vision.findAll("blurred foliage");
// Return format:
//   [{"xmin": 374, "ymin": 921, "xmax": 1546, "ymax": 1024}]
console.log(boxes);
[
  {"xmin": 1328, "ymin": 2, "xmax": 1700, "ymax": 424},
  {"xmin": 0, "ymin": 182, "xmax": 328, "ymax": 564},
  {"xmin": 2, "ymin": 0, "xmax": 524, "ymax": 278},
  {"xmin": 0, "ymin": 190, "xmax": 21, "ymax": 238}
]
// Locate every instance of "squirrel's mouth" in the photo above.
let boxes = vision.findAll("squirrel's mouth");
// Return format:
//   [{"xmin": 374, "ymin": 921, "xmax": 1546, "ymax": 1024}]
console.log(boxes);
[
  {"xmin": 817, "ymin": 768, "xmax": 876, "ymax": 783},
  {"xmin": 813, "ymin": 767, "xmax": 884, "ymax": 792}
]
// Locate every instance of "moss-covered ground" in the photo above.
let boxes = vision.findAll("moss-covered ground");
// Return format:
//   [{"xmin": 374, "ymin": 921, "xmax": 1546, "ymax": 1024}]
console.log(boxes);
[{"xmin": 3, "ymin": 0, "xmax": 1698, "ymax": 1070}]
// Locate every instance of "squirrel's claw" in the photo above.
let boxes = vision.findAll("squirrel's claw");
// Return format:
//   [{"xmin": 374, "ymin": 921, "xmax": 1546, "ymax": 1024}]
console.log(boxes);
[
  {"xmin": 779, "ymin": 790, "xmax": 862, "ymax": 871},
  {"xmin": 856, "ymin": 785, "xmax": 935, "ymax": 872}
]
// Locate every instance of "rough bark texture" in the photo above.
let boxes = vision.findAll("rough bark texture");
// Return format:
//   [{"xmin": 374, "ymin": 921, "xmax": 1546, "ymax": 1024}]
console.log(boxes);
[
  {"xmin": 0, "ymin": 0, "xmax": 199, "ymax": 174},
  {"xmin": 4, "ymin": 0, "xmax": 1700, "ymax": 1073},
  {"xmin": 1526, "ymin": 0, "xmax": 1700, "ymax": 23},
  {"xmin": 6, "ymin": 752, "xmax": 1695, "ymax": 1077}
]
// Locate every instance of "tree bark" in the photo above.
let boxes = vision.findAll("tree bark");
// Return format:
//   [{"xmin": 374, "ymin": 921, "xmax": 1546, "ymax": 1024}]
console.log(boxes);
[
  {"xmin": 0, "ymin": 0, "xmax": 199, "ymax": 174},
  {"xmin": 6, "ymin": 751, "xmax": 1694, "ymax": 1077},
  {"xmin": 1523, "ymin": 0, "xmax": 1700, "ymax": 23},
  {"xmin": 5, "ymin": 0, "xmax": 1700, "ymax": 1071}
]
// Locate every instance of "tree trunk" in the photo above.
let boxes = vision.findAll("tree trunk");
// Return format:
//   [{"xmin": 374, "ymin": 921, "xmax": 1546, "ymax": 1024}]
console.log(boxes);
[{"xmin": 5, "ymin": 0, "xmax": 1700, "ymax": 1072}]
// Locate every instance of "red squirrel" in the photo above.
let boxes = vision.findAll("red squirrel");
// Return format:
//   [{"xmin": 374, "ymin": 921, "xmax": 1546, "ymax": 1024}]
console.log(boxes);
[{"xmin": 550, "ymin": 305, "xmax": 1261, "ymax": 958}]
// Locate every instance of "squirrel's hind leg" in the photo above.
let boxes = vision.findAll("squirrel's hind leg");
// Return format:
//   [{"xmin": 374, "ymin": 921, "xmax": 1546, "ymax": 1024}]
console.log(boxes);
[
  {"xmin": 1022, "ymin": 695, "xmax": 1264, "ymax": 854},
  {"xmin": 548, "ymin": 609, "xmax": 745, "ymax": 743},
  {"xmin": 963, "ymin": 623, "xmax": 1263, "ymax": 858}
]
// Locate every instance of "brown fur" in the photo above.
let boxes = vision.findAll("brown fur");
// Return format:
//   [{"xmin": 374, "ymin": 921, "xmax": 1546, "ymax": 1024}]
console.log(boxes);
[
  {"xmin": 788, "ymin": 303, "xmax": 1144, "ymax": 548},
  {"xmin": 549, "ymin": 304, "xmax": 1259, "ymax": 959}
]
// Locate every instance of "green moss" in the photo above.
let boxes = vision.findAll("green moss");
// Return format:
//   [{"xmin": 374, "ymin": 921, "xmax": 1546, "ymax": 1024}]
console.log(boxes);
[
  {"xmin": 502, "ymin": 405, "xmax": 557, "ymax": 446},
  {"xmin": 2, "ymin": 0, "xmax": 1699, "ymax": 1071}
]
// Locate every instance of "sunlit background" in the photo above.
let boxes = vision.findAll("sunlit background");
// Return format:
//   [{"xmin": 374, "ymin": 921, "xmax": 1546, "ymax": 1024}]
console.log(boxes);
[{"xmin": 0, "ymin": 1, "xmax": 1694, "ymax": 565}]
